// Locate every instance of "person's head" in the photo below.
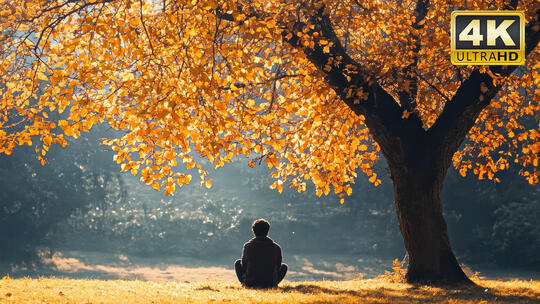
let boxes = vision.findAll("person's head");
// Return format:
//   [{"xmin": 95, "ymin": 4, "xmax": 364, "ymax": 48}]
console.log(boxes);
[{"xmin": 252, "ymin": 218, "xmax": 270, "ymax": 237}]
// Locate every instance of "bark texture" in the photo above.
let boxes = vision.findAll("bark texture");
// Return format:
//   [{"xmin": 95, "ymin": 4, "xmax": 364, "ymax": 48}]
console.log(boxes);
[{"xmin": 390, "ymin": 158, "xmax": 471, "ymax": 284}]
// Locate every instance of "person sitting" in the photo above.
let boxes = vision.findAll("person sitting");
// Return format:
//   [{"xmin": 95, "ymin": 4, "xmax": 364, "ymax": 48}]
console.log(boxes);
[{"xmin": 234, "ymin": 218, "xmax": 287, "ymax": 288}]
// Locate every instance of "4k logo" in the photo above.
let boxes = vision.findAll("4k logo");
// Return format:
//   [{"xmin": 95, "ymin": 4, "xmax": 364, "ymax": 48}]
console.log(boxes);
[{"xmin": 451, "ymin": 11, "xmax": 525, "ymax": 65}]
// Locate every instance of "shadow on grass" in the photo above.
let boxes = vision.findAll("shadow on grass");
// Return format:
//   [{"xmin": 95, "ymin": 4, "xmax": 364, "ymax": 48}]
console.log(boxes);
[
  {"xmin": 279, "ymin": 283, "xmax": 539, "ymax": 303},
  {"xmin": 280, "ymin": 284, "xmax": 362, "ymax": 296},
  {"xmin": 194, "ymin": 285, "xmax": 221, "ymax": 292},
  {"xmin": 433, "ymin": 284, "xmax": 540, "ymax": 303}
]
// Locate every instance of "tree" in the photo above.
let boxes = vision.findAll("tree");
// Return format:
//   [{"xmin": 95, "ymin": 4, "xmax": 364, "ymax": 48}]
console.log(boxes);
[
  {"xmin": 0, "ymin": 126, "xmax": 125, "ymax": 264},
  {"xmin": 0, "ymin": 0, "xmax": 538, "ymax": 284}
]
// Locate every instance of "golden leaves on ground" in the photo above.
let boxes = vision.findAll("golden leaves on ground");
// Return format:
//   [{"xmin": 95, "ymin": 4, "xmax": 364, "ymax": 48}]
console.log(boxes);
[{"xmin": 0, "ymin": 277, "xmax": 539, "ymax": 304}]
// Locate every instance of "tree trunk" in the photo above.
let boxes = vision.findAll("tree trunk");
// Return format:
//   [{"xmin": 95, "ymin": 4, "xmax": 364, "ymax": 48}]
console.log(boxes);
[{"xmin": 389, "ymin": 159, "xmax": 472, "ymax": 285}]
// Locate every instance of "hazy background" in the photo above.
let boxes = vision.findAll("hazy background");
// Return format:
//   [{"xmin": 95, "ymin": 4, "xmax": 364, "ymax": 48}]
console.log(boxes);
[{"xmin": 1, "ymin": 126, "xmax": 539, "ymax": 281}]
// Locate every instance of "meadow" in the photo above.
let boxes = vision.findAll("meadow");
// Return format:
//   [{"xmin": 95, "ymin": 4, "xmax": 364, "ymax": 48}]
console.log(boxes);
[{"xmin": 1, "ymin": 276, "xmax": 539, "ymax": 304}]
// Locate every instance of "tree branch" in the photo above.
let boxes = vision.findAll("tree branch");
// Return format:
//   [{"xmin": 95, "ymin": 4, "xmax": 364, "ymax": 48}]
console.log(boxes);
[
  {"xmin": 33, "ymin": 0, "xmax": 114, "ymax": 53},
  {"xmin": 428, "ymin": 8, "xmax": 540, "ymax": 171},
  {"xmin": 416, "ymin": 72, "xmax": 451, "ymax": 103},
  {"xmin": 286, "ymin": 17, "xmax": 396, "ymax": 157},
  {"xmin": 282, "ymin": 7, "xmax": 428, "ymax": 166},
  {"xmin": 139, "ymin": 0, "xmax": 156, "ymax": 56},
  {"xmin": 398, "ymin": 0, "xmax": 429, "ymax": 112},
  {"xmin": 217, "ymin": 4, "xmax": 426, "ymax": 165}
]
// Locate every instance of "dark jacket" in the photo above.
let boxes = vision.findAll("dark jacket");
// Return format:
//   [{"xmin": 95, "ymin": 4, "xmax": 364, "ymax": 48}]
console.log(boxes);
[{"xmin": 241, "ymin": 236, "xmax": 282, "ymax": 287}]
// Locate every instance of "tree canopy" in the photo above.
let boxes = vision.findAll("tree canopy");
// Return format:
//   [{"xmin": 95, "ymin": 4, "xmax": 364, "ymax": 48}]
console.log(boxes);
[{"xmin": 0, "ymin": 0, "xmax": 538, "ymax": 198}]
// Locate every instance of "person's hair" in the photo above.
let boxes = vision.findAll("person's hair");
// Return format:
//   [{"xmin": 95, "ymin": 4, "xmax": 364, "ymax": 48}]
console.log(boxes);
[{"xmin": 252, "ymin": 218, "xmax": 270, "ymax": 237}]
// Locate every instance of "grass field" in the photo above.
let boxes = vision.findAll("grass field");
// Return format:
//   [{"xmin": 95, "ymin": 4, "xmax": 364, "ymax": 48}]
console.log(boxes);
[{"xmin": 1, "ymin": 276, "xmax": 539, "ymax": 303}]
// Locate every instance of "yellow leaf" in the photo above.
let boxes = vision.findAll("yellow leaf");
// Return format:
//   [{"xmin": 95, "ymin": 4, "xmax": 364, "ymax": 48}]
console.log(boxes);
[
  {"xmin": 37, "ymin": 72, "xmax": 48, "ymax": 81},
  {"xmin": 265, "ymin": 157, "xmax": 274, "ymax": 169},
  {"xmin": 401, "ymin": 110, "xmax": 410, "ymax": 119},
  {"xmin": 266, "ymin": 19, "xmax": 276, "ymax": 29}
]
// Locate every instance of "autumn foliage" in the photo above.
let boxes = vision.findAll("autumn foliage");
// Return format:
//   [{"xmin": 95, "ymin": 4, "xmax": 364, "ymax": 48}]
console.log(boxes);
[{"xmin": 0, "ymin": 0, "xmax": 538, "ymax": 199}]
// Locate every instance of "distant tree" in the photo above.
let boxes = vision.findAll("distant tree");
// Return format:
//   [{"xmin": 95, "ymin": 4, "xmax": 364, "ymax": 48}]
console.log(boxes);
[
  {"xmin": 0, "ymin": 128, "xmax": 125, "ymax": 263},
  {"xmin": 442, "ymin": 167, "xmax": 540, "ymax": 268},
  {"xmin": 0, "ymin": 0, "xmax": 538, "ymax": 284}
]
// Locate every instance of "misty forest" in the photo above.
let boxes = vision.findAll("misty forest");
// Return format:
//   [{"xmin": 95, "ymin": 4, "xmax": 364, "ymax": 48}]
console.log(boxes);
[{"xmin": 1, "ymin": 124, "xmax": 538, "ymax": 282}]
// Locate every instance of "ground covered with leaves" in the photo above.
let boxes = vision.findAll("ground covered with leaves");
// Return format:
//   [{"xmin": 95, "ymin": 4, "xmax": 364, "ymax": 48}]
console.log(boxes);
[{"xmin": 1, "ymin": 277, "xmax": 539, "ymax": 303}]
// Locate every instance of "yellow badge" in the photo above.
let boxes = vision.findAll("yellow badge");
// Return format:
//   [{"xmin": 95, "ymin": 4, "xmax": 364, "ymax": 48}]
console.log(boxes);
[{"xmin": 451, "ymin": 11, "xmax": 525, "ymax": 65}]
